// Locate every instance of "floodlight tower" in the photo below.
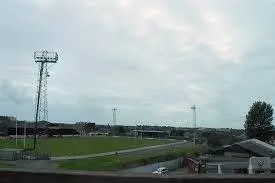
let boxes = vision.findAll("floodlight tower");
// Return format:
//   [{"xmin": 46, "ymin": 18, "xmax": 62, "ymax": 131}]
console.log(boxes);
[
  {"xmin": 112, "ymin": 108, "xmax": 117, "ymax": 126},
  {"xmin": 33, "ymin": 51, "xmax": 58, "ymax": 149},
  {"xmin": 112, "ymin": 108, "xmax": 117, "ymax": 136},
  {"xmin": 191, "ymin": 105, "xmax": 196, "ymax": 128},
  {"xmin": 191, "ymin": 104, "xmax": 197, "ymax": 146}
]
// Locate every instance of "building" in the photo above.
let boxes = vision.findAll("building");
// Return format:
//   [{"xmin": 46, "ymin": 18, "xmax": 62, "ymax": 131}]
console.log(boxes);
[
  {"xmin": 133, "ymin": 130, "xmax": 167, "ymax": 138},
  {"xmin": 46, "ymin": 123, "xmax": 79, "ymax": 137},
  {"xmin": 0, "ymin": 116, "xmax": 79, "ymax": 137},
  {"xmin": 202, "ymin": 139, "xmax": 275, "ymax": 174},
  {"xmin": 209, "ymin": 138, "xmax": 275, "ymax": 158}
]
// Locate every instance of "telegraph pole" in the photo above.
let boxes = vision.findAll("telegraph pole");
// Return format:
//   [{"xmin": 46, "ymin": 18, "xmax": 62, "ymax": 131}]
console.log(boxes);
[
  {"xmin": 15, "ymin": 119, "xmax": 18, "ymax": 147},
  {"xmin": 33, "ymin": 51, "xmax": 58, "ymax": 150},
  {"xmin": 24, "ymin": 120, "xmax": 26, "ymax": 148},
  {"xmin": 140, "ymin": 124, "xmax": 143, "ymax": 140}
]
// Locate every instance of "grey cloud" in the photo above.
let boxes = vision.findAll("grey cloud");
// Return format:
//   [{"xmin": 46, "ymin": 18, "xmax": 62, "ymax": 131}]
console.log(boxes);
[
  {"xmin": 0, "ymin": 78, "xmax": 31, "ymax": 105},
  {"xmin": 1, "ymin": 0, "xmax": 275, "ymax": 128}
]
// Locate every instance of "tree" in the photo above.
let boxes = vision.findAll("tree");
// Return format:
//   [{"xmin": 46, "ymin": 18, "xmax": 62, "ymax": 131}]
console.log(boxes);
[
  {"xmin": 244, "ymin": 101, "xmax": 273, "ymax": 142},
  {"xmin": 84, "ymin": 122, "xmax": 95, "ymax": 133},
  {"xmin": 118, "ymin": 126, "xmax": 126, "ymax": 135},
  {"xmin": 75, "ymin": 122, "xmax": 95, "ymax": 135},
  {"xmin": 201, "ymin": 132, "xmax": 237, "ymax": 147}
]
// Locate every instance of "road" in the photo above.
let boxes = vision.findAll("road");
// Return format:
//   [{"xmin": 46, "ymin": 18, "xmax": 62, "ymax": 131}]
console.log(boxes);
[
  {"xmin": 51, "ymin": 140, "xmax": 189, "ymax": 161},
  {"xmin": 169, "ymin": 168, "xmax": 189, "ymax": 175}
]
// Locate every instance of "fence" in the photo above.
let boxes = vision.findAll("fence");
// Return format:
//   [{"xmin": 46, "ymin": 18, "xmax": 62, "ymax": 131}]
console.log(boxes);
[
  {"xmin": 17, "ymin": 151, "xmax": 50, "ymax": 160},
  {"xmin": 123, "ymin": 157, "xmax": 184, "ymax": 173},
  {"xmin": 0, "ymin": 149, "xmax": 50, "ymax": 161},
  {"xmin": 0, "ymin": 149, "xmax": 20, "ymax": 161}
]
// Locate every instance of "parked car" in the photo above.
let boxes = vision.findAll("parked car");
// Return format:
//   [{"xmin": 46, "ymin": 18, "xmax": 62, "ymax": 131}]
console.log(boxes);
[{"xmin": 152, "ymin": 167, "xmax": 168, "ymax": 175}]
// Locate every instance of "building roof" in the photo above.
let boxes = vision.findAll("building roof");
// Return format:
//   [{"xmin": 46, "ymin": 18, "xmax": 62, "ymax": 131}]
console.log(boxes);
[
  {"xmin": 133, "ymin": 130, "xmax": 165, "ymax": 133},
  {"xmin": 237, "ymin": 139, "xmax": 275, "ymax": 157},
  {"xmin": 0, "ymin": 120, "xmax": 50, "ymax": 128},
  {"xmin": 210, "ymin": 138, "xmax": 275, "ymax": 158},
  {"xmin": 0, "ymin": 120, "xmax": 76, "ymax": 130}
]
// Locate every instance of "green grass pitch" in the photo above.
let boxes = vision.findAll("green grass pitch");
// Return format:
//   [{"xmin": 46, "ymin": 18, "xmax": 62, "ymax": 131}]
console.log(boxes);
[{"xmin": 0, "ymin": 136, "xmax": 172, "ymax": 156}]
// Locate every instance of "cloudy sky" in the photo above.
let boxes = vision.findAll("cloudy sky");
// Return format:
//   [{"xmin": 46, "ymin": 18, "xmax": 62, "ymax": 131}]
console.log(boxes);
[{"xmin": 1, "ymin": 0, "xmax": 275, "ymax": 128}]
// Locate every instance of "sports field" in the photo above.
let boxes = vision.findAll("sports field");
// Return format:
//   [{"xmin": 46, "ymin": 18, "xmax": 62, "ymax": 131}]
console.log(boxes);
[
  {"xmin": 0, "ymin": 137, "xmax": 172, "ymax": 156},
  {"xmin": 0, "ymin": 163, "xmax": 15, "ymax": 169},
  {"xmin": 58, "ymin": 146, "xmax": 197, "ymax": 171}
]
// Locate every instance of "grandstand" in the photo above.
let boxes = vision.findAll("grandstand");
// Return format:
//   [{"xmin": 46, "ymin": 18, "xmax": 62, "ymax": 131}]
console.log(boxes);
[{"xmin": 0, "ymin": 116, "xmax": 79, "ymax": 137}]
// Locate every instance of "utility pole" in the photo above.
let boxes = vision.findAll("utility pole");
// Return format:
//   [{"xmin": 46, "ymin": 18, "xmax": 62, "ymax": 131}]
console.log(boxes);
[
  {"xmin": 15, "ymin": 119, "xmax": 17, "ymax": 147},
  {"xmin": 135, "ymin": 125, "xmax": 137, "ymax": 139},
  {"xmin": 24, "ymin": 120, "xmax": 26, "ymax": 148},
  {"xmin": 140, "ymin": 124, "xmax": 143, "ymax": 140},
  {"xmin": 33, "ymin": 51, "xmax": 58, "ymax": 150}
]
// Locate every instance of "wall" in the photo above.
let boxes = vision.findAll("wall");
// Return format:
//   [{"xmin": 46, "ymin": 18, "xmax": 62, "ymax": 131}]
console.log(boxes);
[
  {"xmin": 123, "ymin": 157, "xmax": 183, "ymax": 173},
  {"xmin": 1, "ymin": 169, "xmax": 275, "ymax": 183},
  {"xmin": 225, "ymin": 152, "xmax": 250, "ymax": 158},
  {"xmin": 0, "ymin": 150, "xmax": 19, "ymax": 161}
]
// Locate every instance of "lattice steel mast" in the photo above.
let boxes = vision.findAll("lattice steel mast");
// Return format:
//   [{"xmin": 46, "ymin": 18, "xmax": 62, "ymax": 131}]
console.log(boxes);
[
  {"xmin": 112, "ymin": 108, "xmax": 117, "ymax": 126},
  {"xmin": 33, "ymin": 51, "xmax": 58, "ymax": 149},
  {"xmin": 191, "ymin": 104, "xmax": 196, "ymax": 128}
]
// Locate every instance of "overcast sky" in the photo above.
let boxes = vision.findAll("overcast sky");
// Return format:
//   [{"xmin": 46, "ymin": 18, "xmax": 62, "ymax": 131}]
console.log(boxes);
[{"xmin": 1, "ymin": 0, "xmax": 275, "ymax": 128}]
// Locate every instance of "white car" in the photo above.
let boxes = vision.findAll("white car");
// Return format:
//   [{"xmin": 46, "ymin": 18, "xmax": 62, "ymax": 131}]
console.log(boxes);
[{"xmin": 152, "ymin": 167, "xmax": 168, "ymax": 175}]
